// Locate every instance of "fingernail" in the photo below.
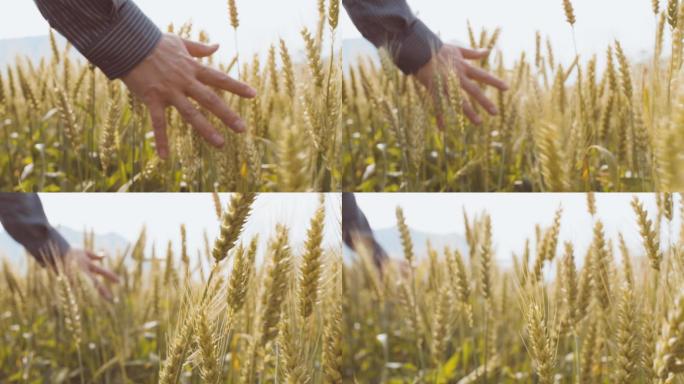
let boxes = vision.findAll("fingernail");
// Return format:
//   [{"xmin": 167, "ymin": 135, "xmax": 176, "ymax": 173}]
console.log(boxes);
[
  {"xmin": 158, "ymin": 148, "xmax": 168, "ymax": 159},
  {"xmin": 212, "ymin": 133, "xmax": 225, "ymax": 146},
  {"xmin": 245, "ymin": 86, "xmax": 257, "ymax": 98},
  {"xmin": 490, "ymin": 106, "xmax": 499, "ymax": 114},
  {"xmin": 235, "ymin": 120, "xmax": 247, "ymax": 132}
]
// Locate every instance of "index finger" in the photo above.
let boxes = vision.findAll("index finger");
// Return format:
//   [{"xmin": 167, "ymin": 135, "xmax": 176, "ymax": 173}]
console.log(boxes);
[
  {"xmin": 197, "ymin": 66, "xmax": 257, "ymax": 98},
  {"xmin": 188, "ymin": 83, "xmax": 246, "ymax": 133},
  {"xmin": 148, "ymin": 102, "xmax": 170, "ymax": 159},
  {"xmin": 466, "ymin": 64, "xmax": 509, "ymax": 91}
]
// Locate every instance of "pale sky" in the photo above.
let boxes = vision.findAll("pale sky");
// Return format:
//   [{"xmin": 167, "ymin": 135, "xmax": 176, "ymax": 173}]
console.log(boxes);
[
  {"xmin": 0, "ymin": 0, "xmax": 322, "ymax": 59},
  {"xmin": 342, "ymin": 0, "xmax": 661, "ymax": 68},
  {"xmin": 2, "ymin": 1, "xmax": 658, "ymax": 71},
  {"xmin": 355, "ymin": 193, "xmax": 680, "ymax": 266},
  {"xmin": 36, "ymin": 193, "xmax": 341, "ymax": 262}
]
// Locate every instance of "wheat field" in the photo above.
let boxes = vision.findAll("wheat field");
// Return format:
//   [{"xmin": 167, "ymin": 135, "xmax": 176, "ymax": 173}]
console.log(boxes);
[
  {"xmin": 342, "ymin": 0, "xmax": 684, "ymax": 192},
  {"xmin": 344, "ymin": 192, "xmax": 684, "ymax": 383},
  {"xmin": 0, "ymin": 0, "xmax": 342, "ymax": 192},
  {"xmin": 0, "ymin": 193, "xmax": 342, "ymax": 383}
]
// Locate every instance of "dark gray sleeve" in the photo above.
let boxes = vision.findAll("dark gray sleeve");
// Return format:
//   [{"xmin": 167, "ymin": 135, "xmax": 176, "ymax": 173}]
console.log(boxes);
[
  {"xmin": 0, "ymin": 194, "xmax": 70, "ymax": 267},
  {"xmin": 342, "ymin": 193, "xmax": 388, "ymax": 271},
  {"xmin": 33, "ymin": 0, "xmax": 162, "ymax": 79},
  {"xmin": 343, "ymin": 0, "xmax": 443, "ymax": 74}
]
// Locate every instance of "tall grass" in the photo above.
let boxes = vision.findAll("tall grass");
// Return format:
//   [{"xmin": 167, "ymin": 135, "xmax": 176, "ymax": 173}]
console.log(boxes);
[
  {"xmin": 343, "ymin": 1, "xmax": 684, "ymax": 192},
  {"xmin": 344, "ymin": 192, "xmax": 684, "ymax": 383},
  {"xmin": 0, "ymin": 1, "xmax": 342, "ymax": 192},
  {"xmin": 0, "ymin": 193, "xmax": 341, "ymax": 383}
]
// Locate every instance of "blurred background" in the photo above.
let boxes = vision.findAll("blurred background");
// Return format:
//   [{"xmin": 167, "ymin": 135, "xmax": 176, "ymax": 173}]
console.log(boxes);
[
  {"xmin": 342, "ymin": 0, "xmax": 663, "ymax": 71},
  {"xmin": 0, "ymin": 193, "xmax": 341, "ymax": 269},
  {"xmin": 0, "ymin": 0, "xmax": 323, "ymax": 68},
  {"xmin": 347, "ymin": 193, "xmax": 679, "ymax": 268}
]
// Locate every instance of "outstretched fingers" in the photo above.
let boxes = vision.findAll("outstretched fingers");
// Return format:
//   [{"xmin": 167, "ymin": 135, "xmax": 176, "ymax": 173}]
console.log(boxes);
[
  {"xmin": 461, "ymin": 99, "xmax": 482, "ymax": 125},
  {"xmin": 197, "ymin": 66, "xmax": 257, "ymax": 98},
  {"xmin": 148, "ymin": 102, "xmax": 169, "ymax": 158},
  {"xmin": 87, "ymin": 261, "xmax": 120, "ymax": 284},
  {"xmin": 172, "ymin": 96, "xmax": 225, "ymax": 147},
  {"xmin": 459, "ymin": 76, "xmax": 498, "ymax": 116},
  {"xmin": 188, "ymin": 83, "xmax": 246, "ymax": 133},
  {"xmin": 88, "ymin": 273, "xmax": 113, "ymax": 301},
  {"xmin": 465, "ymin": 64, "xmax": 509, "ymax": 91}
]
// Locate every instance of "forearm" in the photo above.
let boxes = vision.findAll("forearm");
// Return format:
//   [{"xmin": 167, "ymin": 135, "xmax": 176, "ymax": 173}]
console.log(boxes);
[
  {"xmin": 33, "ymin": 0, "xmax": 162, "ymax": 79},
  {"xmin": 343, "ymin": 0, "xmax": 443, "ymax": 74},
  {"xmin": 342, "ymin": 193, "xmax": 388, "ymax": 270},
  {"xmin": 0, "ymin": 194, "xmax": 69, "ymax": 267}
]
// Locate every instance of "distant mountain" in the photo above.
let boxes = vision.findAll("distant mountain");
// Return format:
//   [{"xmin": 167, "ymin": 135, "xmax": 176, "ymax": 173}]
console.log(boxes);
[
  {"xmin": 0, "ymin": 226, "xmax": 129, "ymax": 268},
  {"xmin": 343, "ymin": 226, "xmax": 468, "ymax": 262},
  {"xmin": 2, "ymin": 35, "xmax": 377, "ymax": 73},
  {"xmin": 373, "ymin": 227, "xmax": 468, "ymax": 258}
]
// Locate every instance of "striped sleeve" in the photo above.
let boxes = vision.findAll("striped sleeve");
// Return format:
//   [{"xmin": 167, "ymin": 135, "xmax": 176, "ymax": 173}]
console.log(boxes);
[
  {"xmin": 0, "ymin": 194, "xmax": 70, "ymax": 268},
  {"xmin": 342, "ymin": 193, "xmax": 389, "ymax": 271},
  {"xmin": 33, "ymin": 0, "xmax": 162, "ymax": 79},
  {"xmin": 342, "ymin": 0, "xmax": 443, "ymax": 74}
]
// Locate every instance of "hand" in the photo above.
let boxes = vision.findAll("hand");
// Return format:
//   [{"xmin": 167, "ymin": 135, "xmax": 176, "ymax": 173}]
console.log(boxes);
[
  {"xmin": 122, "ymin": 34, "xmax": 257, "ymax": 159},
  {"xmin": 415, "ymin": 44, "xmax": 509, "ymax": 125},
  {"xmin": 62, "ymin": 249, "xmax": 119, "ymax": 300}
]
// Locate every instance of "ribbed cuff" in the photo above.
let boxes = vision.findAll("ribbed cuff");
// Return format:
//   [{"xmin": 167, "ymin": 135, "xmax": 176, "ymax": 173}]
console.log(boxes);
[
  {"xmin": 392, "ymin": 19, "xmax": 443, "ymax": 75},
  {"xmin": 84, "ymin": 1, "xmax": 162, "ymax": 79},
  {"xmin": 31, "ymin": 227, "xmax": 70, "ymax": 268}
]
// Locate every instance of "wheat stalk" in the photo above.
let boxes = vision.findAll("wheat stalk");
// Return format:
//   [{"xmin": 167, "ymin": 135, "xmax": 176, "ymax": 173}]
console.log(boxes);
[
  {"xmin": 227, "ymin": 0, "xmax": 239, "ymax": 29},
  {"xmin": 211, "ymin": 193, "xmax": 256, "ymax": 262},
  {"xmin": 562, "ymin": 0, "xmax": 576, "ymax": 26},
  {"xmin": 298, "ymin": 203, "xmax": 325, "ymax": 319},
  {"xmin": 632, "ymin": 196, "xmax": 662, "ymax": 271}
]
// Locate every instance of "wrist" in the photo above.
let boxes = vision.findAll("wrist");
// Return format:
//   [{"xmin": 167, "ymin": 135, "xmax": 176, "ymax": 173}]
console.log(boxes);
[
  {"xmin": 32, "ymin": 227, "xmax": 70, "ymax": 269},
  {"xmin": 392, "ymin": 19, "xmax": 443, "ymax": 75},
  {"xmin": 84, "ymin": 1, "xmax": 162, "ymax": 79}
]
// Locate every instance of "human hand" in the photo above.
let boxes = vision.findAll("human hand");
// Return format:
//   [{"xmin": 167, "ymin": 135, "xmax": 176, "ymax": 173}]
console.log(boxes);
[
  {"xmin": 62, "ymin": 249, "xmax": 119, "ymax": 300},
  {"xmin": 415, "ymin": 43, "xmax": 508, "ymax": 126},
  {"xmin": 122, "ymin": 34, "xmax": 257, "ymax": 159}
]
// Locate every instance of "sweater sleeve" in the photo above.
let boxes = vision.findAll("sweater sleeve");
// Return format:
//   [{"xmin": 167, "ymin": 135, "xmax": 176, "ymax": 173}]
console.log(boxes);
[
  {"xmin": 342, "ymin": 193, "xmax": 388, "ymax": 270},
  {"xmin": 0, "ymin": 194, "xmax": 70, "ymax": 267},
  {"xmin": 342, "ymin": 0, "xmax": 443, "ymax": 74},
  {"xmin": 33, "ymin": 0, "xmax": 162, "ymax": 79}
]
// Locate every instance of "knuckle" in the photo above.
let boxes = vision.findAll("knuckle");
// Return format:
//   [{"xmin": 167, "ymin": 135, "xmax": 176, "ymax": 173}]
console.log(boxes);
[
  {"xmin": 209, "ymin": 97, "xmax": 223, "ymax": 110},
  {"xmin": 192, "ymin": 90, "xmax": 209, "ymax": 104},
  {"xmin": 226, "ymin": 112, "xmax": 239, "ymax": 125},
  {"xmin": 209, "ymin": 92, "xmax": 227, "ymax": 109},
  {"xmin": 196, "ymin": 64, "xmax": 210, "ymax": 78},
  {"xmin": 142, "ymin": 84, "xmax": 165, "ymax": 102},
  {"xmin": 187, "ymin": 108, "xmax": 202, "ymax": 120},
  {"xmin": 213, "ymin": 69, "xmax": 224, "ymax": 79}
]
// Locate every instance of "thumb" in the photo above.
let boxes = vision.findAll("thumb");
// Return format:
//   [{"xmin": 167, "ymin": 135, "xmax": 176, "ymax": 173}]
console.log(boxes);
[
  {"xmin": 182, "ymin": 38, "xmax": 219, "ymax": 58},
  {"xmin": 459, "ymin": 47, "xmax": 490, "ymax": 60},
  {"xmin": 86, "ymin": 250, "xmax": 105, "ymax": 261}
]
